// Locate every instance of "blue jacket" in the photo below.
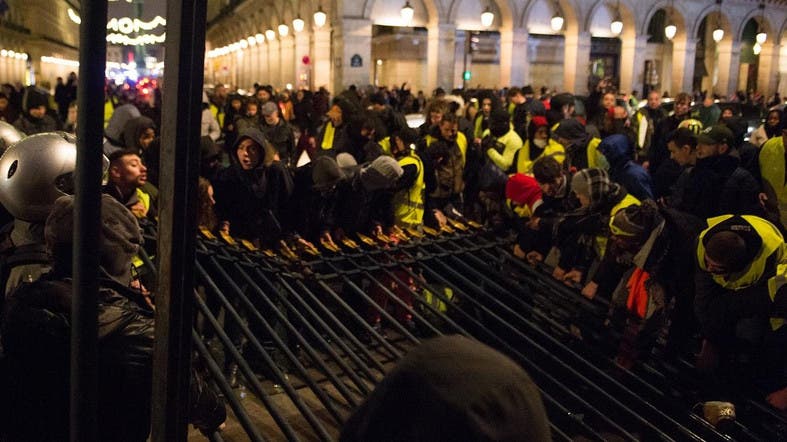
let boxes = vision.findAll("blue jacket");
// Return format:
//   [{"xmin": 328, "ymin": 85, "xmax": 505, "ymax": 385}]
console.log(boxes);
[{"xmin": 598, "ymin": 134, "xmax": 654, "ymax": 201}]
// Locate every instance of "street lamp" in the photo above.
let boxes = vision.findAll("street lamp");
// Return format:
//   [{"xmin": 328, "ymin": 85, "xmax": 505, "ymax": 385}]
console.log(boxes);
[
  {"xmin": 401, "ymin": 1, "xmax": 414, "ymax": 25},
  {"xmin": 755, "ymin": 2, "xmax": 767, "ymax": 44},
  {"xmin": 481, "ymin": 6, "xmax": 494, "ymax": 28},
  {"xmin": 293, "ymin": 16, "xmax": 305, "ymax": 33},
  {"xmin": 664, "ymin": 1, "xmax": 676, "ymax": 40},
  {"xmin": 610, "ymin": 1, "xmax": 622, "ymax": 36},
  {"xmin": 550, "ymin": 1, "xmax": 564, "ymax": 32},
  {"xmin": 278, "ymin": 24, "xmax": 289, "ymax": 37},
  {"xmin": 712, "ymin": 0, "xmax": 724, "ymax": 42},
  {"xmin": 265, "ymin": 29, "xmax": 276, "ymax": 41},
  {"xmin": 314, "ymin": 5, "xmax": 327, "ymax": 28}
]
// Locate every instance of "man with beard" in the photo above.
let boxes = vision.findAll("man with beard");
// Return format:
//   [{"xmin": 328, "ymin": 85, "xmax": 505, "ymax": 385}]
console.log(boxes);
[
  {"xmin": 677, "ymin": 125, "xmax": 763, "ymax": 221},
  {"xmin": 260, "ymin": 101, "xmax": 296, "ymax": 169},
  {"xmin": 104, "ymin": 149, "xmax": 157, "ymax": 221},
  {"xmin": 634, "ymin": 90, "xmax": 667, "ymax": 160},
  {"xmin": 420, "ymin": 113, "xmax": 465, "ymax": 227}
]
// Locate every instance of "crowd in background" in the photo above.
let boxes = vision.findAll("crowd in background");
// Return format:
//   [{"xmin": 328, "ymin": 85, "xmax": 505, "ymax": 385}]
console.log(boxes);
[{"xmin": 0, "ymin": 71, "xmax": 786, "ymax": 439}]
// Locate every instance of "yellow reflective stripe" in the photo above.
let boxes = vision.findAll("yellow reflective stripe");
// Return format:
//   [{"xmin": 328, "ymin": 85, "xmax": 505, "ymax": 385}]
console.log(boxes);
[
  {"xmin": 379, "ymin": 137, "xmax": 392, "ymax": 156},
  {"xmin": 394, "ymin": 153, "xmax": 425, "ymax": 228},
  {"xmin": 321, "ymin": 122, "xmax": 335, "ymax": 150},
  {"xmin": 456, "ymin": 132, "xmax": 467, "ymax": 166},
  {"xmin": 697, "ymin": 215, "xmax": 786, "ymax": 291}
]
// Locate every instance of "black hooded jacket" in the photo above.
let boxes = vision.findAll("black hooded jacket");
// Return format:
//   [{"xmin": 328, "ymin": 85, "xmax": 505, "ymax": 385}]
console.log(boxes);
[
  {"xmin": 675, "ymin": 154, "xmax": 763, "ymax": 220},
  {"xmin": 213, "ymin": 128, "xmax": 293, "ymax": 245}
]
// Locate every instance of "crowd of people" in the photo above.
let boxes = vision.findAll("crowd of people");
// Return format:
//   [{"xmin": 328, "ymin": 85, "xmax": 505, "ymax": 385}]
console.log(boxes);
[{"xmin": 0, "ymin": 72, "xmax": 785, "ymax": 439}]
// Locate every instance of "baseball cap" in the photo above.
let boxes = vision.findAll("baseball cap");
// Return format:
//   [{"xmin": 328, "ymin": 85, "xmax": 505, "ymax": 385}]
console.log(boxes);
[{"xmin": 696, "ymin": 125, "xmax": 734, "ymax": 145}]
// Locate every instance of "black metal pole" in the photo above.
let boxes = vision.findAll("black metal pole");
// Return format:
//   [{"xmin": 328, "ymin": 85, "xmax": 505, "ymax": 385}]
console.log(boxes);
[
  {"xmin": 151, "ymin": 0, "xmax": 207, "ymax": 440},
  {"xmin": 72, "ymin": 1, "xmax": 107, "ymax": 441}
]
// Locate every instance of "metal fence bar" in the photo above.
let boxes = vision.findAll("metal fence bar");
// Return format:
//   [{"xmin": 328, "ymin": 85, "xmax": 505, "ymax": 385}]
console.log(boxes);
[
  {"xmin": 193, "ymin": 291, "xmax": 300, "ymax": 441},
  {"xmin": 151, "ymin": 0, "xmax": 207, "ymax": 440},
  {"xmin": 192, "ymin": 329, "xmax": 267, "ymax": 442},
  {"xmin": 71, "ymin": 0, "xmax": 108, "ymax": 440}
]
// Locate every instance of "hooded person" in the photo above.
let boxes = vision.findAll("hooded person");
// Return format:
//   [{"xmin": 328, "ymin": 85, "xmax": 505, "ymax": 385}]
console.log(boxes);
[
  {"xmin": 213, "ymin": 127, "xmax": 293, "ymax": 246},
  {"xmin": 119, "ymin": 115, "xmax": 156, "ymax": 154},
  {"xmin": 511, "ymin": 115, "xmax": 565, "ymax": 174},
  {"xmin": 340, "ymin": 335, "xmax": 551, "ymax": 442},
  {"xmin": 505, "ymin": 173, "xmax": 543, "ymax": 219},
  {"xmin": 588, "ymin": 201, "xmax": 705, "ymax": 364},
  {"xmin": 597, "ymin": 134, "xmax": 654, "ymax": 201},
  {"xmin": 12, "ymin": 86, "xmax": 58, "ymax": 136},
  {"xmin": 103, "ymin": 100, "xmax": 142, "ymax": 155},
  {"xmin": 552, "ymin": 118, "xmax": 607, "ymax": 172},
  {"xmin": 199, "ymin": 135, "xmax": 224, "ymax": 182},
  {"xmin": 0, "ymin": 194, "xmax": 226, "ymax": 441},
  {"xmin": 547, "ymin": 93, "xmax": 575, "ymax": 127},
  {"xmin": 472, "ymin": 90, "xmax": 500, "ymax": 141},
  {"xmin": 201, "ymin": 91, "xmax": 221, "ymax": 141},
  {"xmin": 680, "ymin": 125, "xmax": 764, "ymax": 221},
  {"xmin": 694, "ymin": 215, "xmax": 787, "ymax": 405},
  {"xmin": 315, "ymin": 154, "xmax": 403, "ymax": 243},
  {"xmin": 483, "ymin": 108, "xmax": 523, "ymax": 173},
  {"xmin": 550, "ymin": 168, "xmax": 640, "ymax": 285},
  {"xmin": 316, "ymin": 96, "xmax": 361, "ymax": 157}
]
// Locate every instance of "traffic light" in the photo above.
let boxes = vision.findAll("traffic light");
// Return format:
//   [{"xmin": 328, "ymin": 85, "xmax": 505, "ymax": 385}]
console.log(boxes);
[{"xmin": 463, "ymin": 71, "xmax": 471, "ymax": 81}]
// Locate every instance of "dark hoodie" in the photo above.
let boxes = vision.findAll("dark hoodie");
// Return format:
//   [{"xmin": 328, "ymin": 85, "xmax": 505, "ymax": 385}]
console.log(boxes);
[
  {"xmin": 119, "ymin": 116, "xmax": 155, "ymax": 154},
  {"xmin": 0, "ymin": 194, "xmax": 226, "ymax": 441},
  {"xmin": 598, "ymin": 134, "xmax": 654, "ymax": 201},
  {"xmin": 677, "ymin": 153, "xmax": 763, "ymax": 221},
  {"xmin": 316, "ymin": 96, "xmax": 360, "ymax": 158},
  {"xmin": 340, "ymin": 335, "xmax": 551, "ymax": 442},
  {"xmin": 213, "ymin": 128, "xmax": 293, "ymax": 245}
]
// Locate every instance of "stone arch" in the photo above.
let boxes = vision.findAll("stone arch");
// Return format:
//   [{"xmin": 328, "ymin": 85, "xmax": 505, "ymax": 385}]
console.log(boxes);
[
  {"xmin": 521, "ymin": 0, "xmax": 581, "ymax": 34},
  {"xmin": 446, "ymin": 0, "xmax": 515, "ymax": 31},
  {"xmin": 780, "ymin": 16, "xmax": 787, "ymax": 44},
  {"xmin": 735, "ymin": 7, "xmax": 775, "ymax": 44},
  {"xmin": 690, "ymin": 4, "xmax": 731, "ymax": 42},
  {"xmin": 639, "ymin": 1, "xmax": 688, "ymax": 38},
  {"xmin": 585, "ymin": 0, "xmax": 637, "ymax": 39},
  {"xmin": 363, "ymin": 0, "xmax": 441, "ymax": 27}
]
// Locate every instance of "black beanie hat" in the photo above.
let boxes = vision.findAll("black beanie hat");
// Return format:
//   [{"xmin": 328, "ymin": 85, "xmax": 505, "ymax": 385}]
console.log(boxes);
[
  {"xmin": 490, "ymin": 108, "xmax": 511, "ymax": 138},
  {"xmin": 312, "ymin": 156, "xmax": 344, "ymax": 191},
  {"xmin": 24, "ymin": 86, "xmax": 49, "ymax": 111}
]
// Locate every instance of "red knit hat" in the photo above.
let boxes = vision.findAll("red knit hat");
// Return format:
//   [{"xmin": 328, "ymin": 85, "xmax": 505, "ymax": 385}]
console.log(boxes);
[
  {"xmin": 506, "ymin": 174, "xmax": 542, "ymax": 209},
  {"xmin": 531, "ymin": 115, "xmax": 548, "ymax": 127}
]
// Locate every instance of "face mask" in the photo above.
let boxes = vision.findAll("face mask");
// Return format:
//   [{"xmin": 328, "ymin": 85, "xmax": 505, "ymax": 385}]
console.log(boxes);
[{"xmin": 533, "ymin": 138, "xmax": 547, "ymax": 148}]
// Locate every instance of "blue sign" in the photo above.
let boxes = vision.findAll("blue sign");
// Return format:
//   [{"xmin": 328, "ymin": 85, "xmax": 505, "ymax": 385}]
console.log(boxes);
[{"xmin": 350, "ymin": 54, "xmax": 363, "ymax": 68}]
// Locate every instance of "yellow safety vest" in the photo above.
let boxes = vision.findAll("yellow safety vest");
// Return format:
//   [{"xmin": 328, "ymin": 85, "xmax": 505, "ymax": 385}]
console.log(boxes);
[
  {"xmin": 394, "ymin": 153, "xmax": 425, "ymax": 229},
  {"xmin": 515, "ymin": 139, "xmax": 566, "ymax": 174},
  {"xmin": 596, "ymin": 194, "xmax": 641, "ymax": 257},
  {"xmin": 697, "ymin": 215, "xmax": 787, "ymax": 330},
  {"xmin": 321, "ymin": 122, "xmax": 336, "ymax": 150},
  {"xmin": 210, "ymin": 103, "xmax": 225, "ymax": 128},
  {"xmin": 759, "ymin": 136, "xmax": 787, "ymax": 224},
  {"xmin": 482, "ymin": 126, "xmax": 523, "ymax": 172},
  {"xmin": 587, "ymin": 137, "xmax": 608, "ymax": 170},
  {"xmin": 104, "ymin": 100, "xmax": 115, "ymax": 128},
  {"xmin": 379, "ymin": 137, "xmax": 392, "ymax": 156},
  {"xmin": 473, "ymin": 115, "xmax": 485, "ymax": 140},
  {"xmin": 425, "ymin": 132, "xmax": 467, "ymax": 167}
]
